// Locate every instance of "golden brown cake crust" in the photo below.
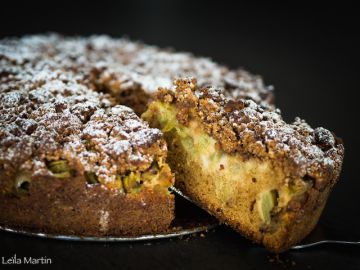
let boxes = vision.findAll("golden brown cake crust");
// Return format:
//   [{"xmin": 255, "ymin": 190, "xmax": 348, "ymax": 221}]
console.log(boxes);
[{"xmin": 156, "ymin": 78, "xmax": 344, "ymax": 192}]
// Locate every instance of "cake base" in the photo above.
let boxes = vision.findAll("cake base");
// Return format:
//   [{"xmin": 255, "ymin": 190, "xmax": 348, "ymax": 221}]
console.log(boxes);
[{"xmin": 0, "ymin": 172, "xmax": 174, "ymax": 237}]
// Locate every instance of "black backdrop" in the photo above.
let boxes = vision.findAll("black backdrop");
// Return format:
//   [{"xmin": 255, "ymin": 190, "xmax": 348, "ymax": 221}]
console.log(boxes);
[{"xmin": 1, "ymin": 1, "xmax": 359, "ymax": 269}]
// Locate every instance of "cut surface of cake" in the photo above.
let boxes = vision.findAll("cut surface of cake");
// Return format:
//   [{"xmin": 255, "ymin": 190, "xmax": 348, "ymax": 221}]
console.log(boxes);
[{"xmin": 143, "ymin": 78, "xmax": 344, "ymax": 252}]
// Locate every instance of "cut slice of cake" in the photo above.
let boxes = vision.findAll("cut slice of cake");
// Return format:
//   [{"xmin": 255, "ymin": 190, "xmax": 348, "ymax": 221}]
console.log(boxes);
[{"xmin": 143, "ymin": 78, "xmax": 344, "ymax": 252}]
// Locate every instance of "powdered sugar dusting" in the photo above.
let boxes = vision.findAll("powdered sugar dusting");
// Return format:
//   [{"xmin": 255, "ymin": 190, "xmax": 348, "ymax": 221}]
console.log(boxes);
[
  {"xmin": 0, "ymin": 36, "xmax": 171, "ymax": 183},
  {"xmin": 0, "ymin": 34, "xmax": 272, "ymax": 109}
]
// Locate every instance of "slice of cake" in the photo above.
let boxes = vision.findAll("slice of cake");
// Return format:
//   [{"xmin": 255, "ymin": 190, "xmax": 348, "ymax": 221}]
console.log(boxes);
[{"xmin": 143, "ymin": 78, "xmax": 344, "ymax": 252}]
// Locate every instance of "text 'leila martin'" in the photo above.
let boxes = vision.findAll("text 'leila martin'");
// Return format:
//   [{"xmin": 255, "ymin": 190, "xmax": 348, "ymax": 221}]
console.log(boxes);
[{"xmin": 2, "ymin": 254, "xmax": 52, "ymax": 265}]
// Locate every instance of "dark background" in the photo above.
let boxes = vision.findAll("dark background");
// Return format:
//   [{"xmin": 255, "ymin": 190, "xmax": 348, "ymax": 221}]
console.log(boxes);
[{"xmin": 1, "ymin": 1, "xmax": 359, "ymax": 269}]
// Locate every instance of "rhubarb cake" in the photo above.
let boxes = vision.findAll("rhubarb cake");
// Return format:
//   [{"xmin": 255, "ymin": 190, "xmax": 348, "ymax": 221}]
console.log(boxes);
[
  {"xmin": 143, "ymin": 78, "xmax": 344, "ymax": 252},
  {"xmin": 0, "ymin": 35, "xmax": 344, "ymax": 250}
]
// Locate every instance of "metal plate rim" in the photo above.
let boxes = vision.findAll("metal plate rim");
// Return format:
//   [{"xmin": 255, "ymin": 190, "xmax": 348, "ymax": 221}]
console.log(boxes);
[{"xmin": 0, "ymin": 224, "xmax": 217, "ymax": 242}]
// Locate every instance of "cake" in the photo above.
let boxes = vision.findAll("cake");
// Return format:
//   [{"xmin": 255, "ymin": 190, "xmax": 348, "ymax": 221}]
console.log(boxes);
[
  {"xmin": 142, "ymin": 78, "xmax": 344, "ymax": 252},
  {"xmin": 0, "ymin": 35, "xmax": 343, "ymax": 251}
]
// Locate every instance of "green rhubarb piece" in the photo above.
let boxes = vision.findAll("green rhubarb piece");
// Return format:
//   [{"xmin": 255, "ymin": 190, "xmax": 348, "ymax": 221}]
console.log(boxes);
[
  {"xmin": 85, "ymin": 171, "xmax": 99, "ymax": 184},
  {"xmin": 123, "ymin": 172, "xmax": 142, "ymax": 193},
  {"xmin": 258, "ymin": 189, "xmax": 278, "ymax": 224},
  {"xmin": 142, "ymin": 102, "xmax": 177, "ymax": 132},
  {"xmin": 155, "ymin": 103, "xmax": 177, "ymax": 132},
  {"xmin": 46, "ymin": 160, "xmax": 71, "ymax": 178}
]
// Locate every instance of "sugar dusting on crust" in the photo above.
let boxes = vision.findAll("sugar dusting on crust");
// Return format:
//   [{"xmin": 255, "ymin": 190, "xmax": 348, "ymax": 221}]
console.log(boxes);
[
  {"xmin": 0, "ymin": 34, "xmax": 273, "ymax": 106},
  {"xmin": 0, "ymin": 41, "xmax": 168, "ymax": 184},
  {"xmin": 157, "ymin": 78, "xmax": 344, "ymax": 190}
]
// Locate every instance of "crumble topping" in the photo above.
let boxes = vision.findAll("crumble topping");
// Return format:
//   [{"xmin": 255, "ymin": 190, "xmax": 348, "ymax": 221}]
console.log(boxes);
[
  {"xmin": 0, "ymin": 68, "xmax": 166, "ymax": 184},
  {"xmin": 156, "ymin": 78, "xmax": 344, "ymax": 190},
  {"xmin": 0, "ymin": 34, "xmax": 273, "ymax": 108}
]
